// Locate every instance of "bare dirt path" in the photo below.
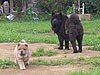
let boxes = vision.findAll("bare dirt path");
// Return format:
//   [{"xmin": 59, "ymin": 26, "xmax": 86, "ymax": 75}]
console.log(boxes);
[{"xmin": 0, "ymin": 43, "xmax": 100, "ymax": 75}]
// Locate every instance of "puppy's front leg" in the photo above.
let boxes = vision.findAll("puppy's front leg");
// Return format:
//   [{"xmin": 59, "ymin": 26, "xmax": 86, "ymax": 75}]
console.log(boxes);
[{"xmin": 18, "ymin": 60, "xmax": 26, "ymax": 70}]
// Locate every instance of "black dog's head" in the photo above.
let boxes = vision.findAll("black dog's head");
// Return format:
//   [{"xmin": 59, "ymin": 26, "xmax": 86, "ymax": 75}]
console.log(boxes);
[{"xmin": 51, "ymin": 12, "xmax": 63, "ymax": 33}]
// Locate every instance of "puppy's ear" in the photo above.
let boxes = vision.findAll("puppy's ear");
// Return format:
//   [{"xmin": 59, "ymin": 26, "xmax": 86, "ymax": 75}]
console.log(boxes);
[
  {"xmin": 18, "ymin": 43, "xmax": 20, "ymax": 46},
  {"xmin": 25, "ymin": 44, "xmax": 28, "ymax": 47}
]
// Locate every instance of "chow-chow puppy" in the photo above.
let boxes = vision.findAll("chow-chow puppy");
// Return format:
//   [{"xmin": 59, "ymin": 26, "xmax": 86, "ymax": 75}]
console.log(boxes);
[
  {"xmin": 14, "ymin": 40, "xmax": 30, "ymax": 70},
  {"xmin": 51, "ymin": 11, "xmax": 69, "ymax": 50},
  {"xmin": 65, "ymin": 13, "xmax": 84, "ymax": 53}
]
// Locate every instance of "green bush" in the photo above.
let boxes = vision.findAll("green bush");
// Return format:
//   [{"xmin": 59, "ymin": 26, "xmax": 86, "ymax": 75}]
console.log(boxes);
[{"xmin": 36, "ymin": 0, "xmax": 75, "ymax": 14}]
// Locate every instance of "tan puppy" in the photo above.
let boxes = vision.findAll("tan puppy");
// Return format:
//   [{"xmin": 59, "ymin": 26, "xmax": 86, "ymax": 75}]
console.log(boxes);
[{"xmin": 14, "ymin": 40, "xmax": 30, "ymax": 70}]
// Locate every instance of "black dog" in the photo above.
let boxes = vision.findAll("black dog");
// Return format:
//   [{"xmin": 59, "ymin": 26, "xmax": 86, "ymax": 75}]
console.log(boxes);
[
  {"xmin": 51, "ymin": 12, "xmax": 69, "ymax": 50},
  {"xmin": 65, "ymin": 13, "xmax": 84, "ymax": 53}
]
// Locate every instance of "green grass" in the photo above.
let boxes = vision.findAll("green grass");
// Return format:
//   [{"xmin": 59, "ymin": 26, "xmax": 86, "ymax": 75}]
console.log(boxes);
[
  {"xmin": 0, "ymin": 21, "xmax": 58, "ymax": 43},
  {"xmin": 30, "ymin": 59, "xmax": 73, "ymax": 66},
  {"xmin": 30, "ymin": 56, "xmax": 100, "ymax": 66},
  {"xmin": 83, "ymin": 35, "xmax": 100, "ymax": 46},
  {"xmin": 1, "ymin": 19, "xmax": 100, "ymax": 53},
  {"xmin": 67, "ymin": 68, "xmax": 100, "ymax": 75},
  {"xmin": 82, "ymin": 20, "xmax": 100, "ymax": 35},
  {"xmin": 0, "ymin": 56, "xmax": 100, "ymax": 69},
  {"xmin": 31, "ymin": 47, "xmax": 58, "ymax": 57},
  {"xmin": 0, "ymin": 19, "xmax": 100, "ymax": 49},
  {"xmin": 88, "ymin": 45, "xmax": 100, "ymax": 51}
]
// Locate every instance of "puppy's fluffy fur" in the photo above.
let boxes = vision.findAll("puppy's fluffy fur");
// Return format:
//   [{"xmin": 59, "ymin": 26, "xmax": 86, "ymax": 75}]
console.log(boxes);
[{"xmin": 14, "ymin": 40, "xmax": 30, "ymax": 70}]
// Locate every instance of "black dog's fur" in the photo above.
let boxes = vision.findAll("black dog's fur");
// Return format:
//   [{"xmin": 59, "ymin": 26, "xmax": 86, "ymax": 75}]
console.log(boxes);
[
  {"xmin": 51, "ymin": 12, "xmax": 69, "ymax": 50},
  {"xmin": 65, "ymin": 14, "xmax": 84, "ymax": 53}
]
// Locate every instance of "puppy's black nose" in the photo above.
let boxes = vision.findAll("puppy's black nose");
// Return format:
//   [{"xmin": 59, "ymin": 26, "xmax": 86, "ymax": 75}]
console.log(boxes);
[
  {"xmin": 20, "ymin": 51, "xmax": 25, "ymax": 56},
  {"xmin": 21, "ymin": 51, "xmax": 23, "ymax": 54}
]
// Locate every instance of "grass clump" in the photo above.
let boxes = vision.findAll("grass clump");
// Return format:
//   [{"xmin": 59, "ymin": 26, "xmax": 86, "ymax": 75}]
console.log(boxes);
[
  {"xmin": 67, "ymin": 68, "xmax": 100, "ymax": 75},
  {"xmin": 30, "ymin": 59, "xmax": 73, "ymax": 66},
  {"xmin": 44, "ymin": 50, "xmax": 57, "ymax": 56},
  {"xmin": 30, "ymin": 56, "xmax": 100, "ymax": 67},
  {"xmin": 0, "ymin": 58, "xmax": 16, "ymax": 69},
  {"xmin": 31, "ymin": 47, "xmax": 58, "ymax": 57},
  {"xmin": 31, "ymin": 48, "xmax": 45, "ymax": 57},
  {"xmin": 88, "ymin": 45, "xmax": 100, "ymax": 51}
]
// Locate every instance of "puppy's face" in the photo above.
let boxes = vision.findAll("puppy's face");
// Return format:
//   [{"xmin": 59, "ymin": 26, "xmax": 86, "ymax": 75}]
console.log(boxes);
[{"xmin": 17, "ymin": 43, "xmax": 28, "ymax": 57}]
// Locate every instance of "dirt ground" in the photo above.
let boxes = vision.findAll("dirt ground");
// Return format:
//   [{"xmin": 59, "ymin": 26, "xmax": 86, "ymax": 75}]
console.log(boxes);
[{"xmin": 0, "ymin": 43, "xmax": 100, "ymax": 75}]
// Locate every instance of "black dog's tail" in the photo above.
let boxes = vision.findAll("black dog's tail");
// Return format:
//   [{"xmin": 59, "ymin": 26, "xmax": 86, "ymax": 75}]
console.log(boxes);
[{"xmin": 70, "ymin": 14, "xmax": 80, "ymax": 25}]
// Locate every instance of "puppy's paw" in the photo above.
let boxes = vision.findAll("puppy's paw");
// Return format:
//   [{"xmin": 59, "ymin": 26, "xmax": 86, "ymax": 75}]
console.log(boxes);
[{"xmin": 20, "ymin": 67, "xmax": 26, "ymax": 70}]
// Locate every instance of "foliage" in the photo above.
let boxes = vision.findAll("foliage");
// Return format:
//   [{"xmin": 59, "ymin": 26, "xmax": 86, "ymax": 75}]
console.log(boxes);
[
  {"xmin": 81, "ymin": 0, "xmax": 100, "ymax": 16},
  {"xmin": 13, "ymin": 0, "xmax": 22, "ymax": 18},
  {"xmin": 35, "ymin": 0, "xmax": 76, "ymax": 14},
  {"xmin": 35, "ymin": 0, "xmax": 100, "ymax": 16}
]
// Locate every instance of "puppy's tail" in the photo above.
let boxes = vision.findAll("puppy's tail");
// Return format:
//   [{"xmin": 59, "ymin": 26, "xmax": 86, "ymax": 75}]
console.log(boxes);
[{"xmin": 20, "ymin": 39, "xmax": 26, "ymax": 43}]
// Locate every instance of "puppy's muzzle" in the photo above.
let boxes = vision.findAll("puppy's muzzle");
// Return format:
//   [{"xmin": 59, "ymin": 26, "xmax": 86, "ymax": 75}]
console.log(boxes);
[{"xmin": 20, "ymin": 51, "xmax": 25, "ymax": 56}]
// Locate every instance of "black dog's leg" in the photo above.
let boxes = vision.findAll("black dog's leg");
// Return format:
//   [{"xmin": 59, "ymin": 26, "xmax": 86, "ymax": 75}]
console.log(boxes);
[
  {"xmin": 70, "ymin": 38, "xmax": 78, "ymax": 53},
  {"xmin": 77, "ymin": 36, "xmax": 83, "ymax": 53},
  {"xmin": 65, "ymin": 34, "xmax": 70, "ymax": 50},
  {"xmin": 58, "ymin": 35, "xmax": 63, "ymax": 49},
  {"xmin": 65, "ymin": 40, "xmax": 69, "ymax": 50}
]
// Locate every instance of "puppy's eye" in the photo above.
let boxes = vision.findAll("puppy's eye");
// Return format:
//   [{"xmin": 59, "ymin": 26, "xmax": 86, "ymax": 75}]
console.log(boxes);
[
  {"xmin": 24, "ymin": 49, "xmax": 26, "ymax": 50},
  {"xmin": 18, "ymin": 49, "xmax": 21, "ymax": 50}
]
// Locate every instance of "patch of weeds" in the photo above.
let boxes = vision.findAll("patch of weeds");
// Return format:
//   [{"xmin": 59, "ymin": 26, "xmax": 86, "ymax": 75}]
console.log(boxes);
[
  {"xmin": 77, "ymin": 57, "xmax": 86, "ymax": 61},
  {"xmin": 31, "ymin": 47, "xmax": 45, "ymax": 57},
  {"xmin": 64, "ymin": 50, "xmax": 68, "ymax": 54},
  {"xmin": 30, "ymin": 59, "xmax": 74, "ymax": 66},
  {"xmin": 87, "ymin": 56, "xmax": 100, "ymax": 67},
  {"xmin": 31, "ymin": 48, "xmax": 58, "ymax": 57},
  {"xmin": 30, "ymin": 59, "xmax": 49, "ymax": 65},
  {"xmin": 0, "ymin": 58, "xmax": 17, "ymax": 69},
  {"xmin": 73, "ymin": 57, "xmax": 86, "ymax": 65},
  {"xmin": 30, "ymin": 56, "xmax": 100, "ymax": 67},
  {"xmin": 50, "ymin": 59, "xmax": 73, "ymax": 66},
  {"xmin": 44, "ymin": 50, "xmax": 57, "ymax": 56},
  {"xmin": 88, "ymin": 45, "xmax": 100, "ymax": 51},
  {"xmin": 67, "ymin": 68, "xmax": 100, "ymax": 75},
  {"xmin": 67, "ymin": 71, "xmax": 85, "ymax": 75}
]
